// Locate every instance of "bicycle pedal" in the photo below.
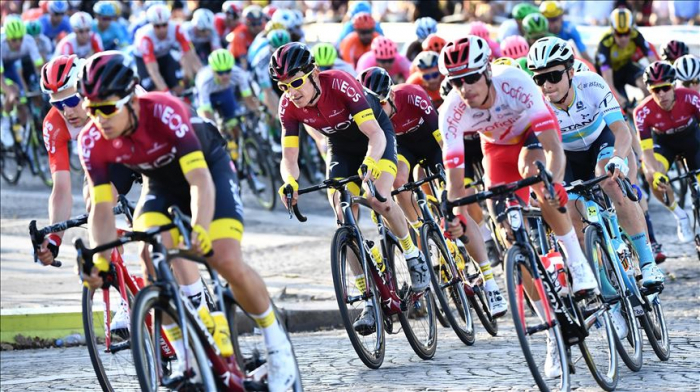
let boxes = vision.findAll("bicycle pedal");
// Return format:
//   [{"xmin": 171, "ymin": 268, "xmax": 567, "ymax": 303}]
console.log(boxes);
[{"xmin": 640, "ymin": 283, "xmax": 664, "ymax": 295}]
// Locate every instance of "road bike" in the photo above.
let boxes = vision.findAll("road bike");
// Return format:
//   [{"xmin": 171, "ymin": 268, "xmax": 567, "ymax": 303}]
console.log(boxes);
[{"xmin": 663, "ymin": 156, "xmax": 700, "ymax": 260}]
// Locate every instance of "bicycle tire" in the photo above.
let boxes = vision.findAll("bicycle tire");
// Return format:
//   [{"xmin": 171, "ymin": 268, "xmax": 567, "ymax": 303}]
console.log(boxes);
[
  {"xmin": 464, "ymin": 251, "xmax": 498, "ymax": 336},
  {"xmin": 421, "ymin": 225, "xmax": 475, "ymax": 346},
  {"xmin": 431, "ymin": 291, "xmax": 450, "ymax": 328},
  {"xmin": 69, "ymin": 139, "xmax": 83, "ymax": 172},
  {"xmin": 585, "ymin": 226, "xmax": 643, "ymax": 371},
  {"xmin": 386, "ymin": 236, "xmax": 438, "ymax": 360},
  {"xmin": 505, "ymin": 244, "xmax": 569, "ymax": 392},
  {"xmin": 243, "ymin": 136, "xmax": 277, "ymax": 211},
  {"xmin": 131, "ymin": 285, "xmax": 217, "ymax": 392},
  {"xmin": 330, "ymin": 227, "xmax": 385, "ymax": 369},
  {"xmin": 639, "ymin": 294, "xmax": 671, "ymax": 361},
  {"xmin": 1, "ymin": 144, "xmax": 22, "ymax": 184},
  {"xmin": 30, "ymin": 127, "xmax": 52, "ymax": 188},
  {"xmin": 83, "ymin": 286, "xmax": 142, "ymax": 392}
]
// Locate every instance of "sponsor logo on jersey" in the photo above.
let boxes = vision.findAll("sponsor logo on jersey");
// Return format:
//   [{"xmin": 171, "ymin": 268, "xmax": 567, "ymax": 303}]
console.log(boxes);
[
  {"xmin": 406, "ymin": 93, "xmax": 433, "ymax": 115},
  {"xmin": 501, "ymin": 82, "xmax": 533, "ymax": 108},
  {"xmin": 154, "ymin": 104, "xmax": 190, "ymax": 138},
  {"xmin": 331, "ymin": 78, "xmax": 361, "ymax": 103},
  {"xmin": 444, "ymin": 100, "xmax": 467, "ymax": 140}
]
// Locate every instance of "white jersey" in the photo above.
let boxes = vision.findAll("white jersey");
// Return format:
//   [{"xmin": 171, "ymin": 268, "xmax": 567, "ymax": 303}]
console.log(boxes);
[
  {"xmin": 195, "ymin": 65, "xmax": 252, "ymax": 110},
  {"xmin": 133, "ymin": 22, "xmax": 191, "ymax": 60},
  {"xmin": 332, "ymin": 58, "xmax": 357, "ymax": 77},
  {"xmin": 54, "ymin": 32, "xmax": 104, "ymax": 59},
  {"xmin": 0, "ymin": 34, "xmax": 42, "ymax": 64},
  {"xmin": 547, "ymin": 71, "xmax": 625, "ymax": 151},
  {"xmin": 181, "ymin": 21, "xmax": 221, "ymax": 48},
  {"xmin": 439, "ymin": 65, "xmax": 557, "ymax": 169}
]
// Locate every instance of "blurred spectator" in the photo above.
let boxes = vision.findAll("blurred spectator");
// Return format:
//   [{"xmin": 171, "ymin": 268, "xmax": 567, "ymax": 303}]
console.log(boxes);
[
  {"xmin": 565, "ymin": 0, "xmax": 615, "ymax": 25},
  {"xmin": 669, "ymin": 0, "xmax": 700, "ymax": 25},
  {"xmin": 540, "ymin": 1, "xmax": 594, "ymax": 64},
  {"xmin": 411, "ymin": 0, "xmax": 443, "ymax": 21}
]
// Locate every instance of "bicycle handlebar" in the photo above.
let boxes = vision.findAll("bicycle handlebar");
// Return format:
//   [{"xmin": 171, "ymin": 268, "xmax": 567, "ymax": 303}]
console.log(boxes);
[
  {"xmin": 391, "ymin": 163, "xmax": 446, "ymax": 196},
  {"xmin": 565, "ymin": 170, "xmax": 639, "ymax": 203}
]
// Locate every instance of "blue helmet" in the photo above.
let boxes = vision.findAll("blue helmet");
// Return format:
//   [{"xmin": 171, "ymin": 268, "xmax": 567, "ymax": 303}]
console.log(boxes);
[
  {"xmin": 415, "ymin": 17, "xmax": 437, "ymax": 40},
  {"xmin": 93, "ymin": 1, "xmax": 118, "ymax": 18},
  {"xmin": 48, "ymin": 0, "xmax": 69, "ymax": 14},
  {"xmin": 350, "ymin": 1, "xmax": 371, "ymax": 17}
]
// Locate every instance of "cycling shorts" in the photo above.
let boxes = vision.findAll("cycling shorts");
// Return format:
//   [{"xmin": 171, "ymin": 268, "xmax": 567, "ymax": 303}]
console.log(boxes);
[
  {"xmin": 209, "ymin": 87, "xmax": 239, "ymax": 122},
  {"xmin": 482, "ymin": 131, "xmax": 542, "ymax": 203},
  {"xmin": 651, "ymin": 125, "xmax": 700, "ymax": 173},
  {"xmin": 2, "ymin": 57, "xmax": 38, "ymax": 98},
  {"xmin": 612, "ymin": 62, "xmax": 644, "ymax": 100},
  {"xmin": 135, "ymin": 53, "xmax": 183, "ymax": 92},
  {"xmin": 193, "ymin": 41, "xmax": 213, "ymax": 65},
  {"xmin": 133, "ymin": 156, "xmax": 245, "ymax": 242},
  {"xmin": 82, "ymin": 163, "xmax": 140, "ymax": 197},
  {"xmin": 563, "ymin": 126, "xmax": 617, "ymax": 186},
  {"xmin": 463, "ymin": 136, "xmax": 484, "ymax": 185},
  {"xmin": 397, "ymin": 131, "xmax": 442, "ymax": 177}
]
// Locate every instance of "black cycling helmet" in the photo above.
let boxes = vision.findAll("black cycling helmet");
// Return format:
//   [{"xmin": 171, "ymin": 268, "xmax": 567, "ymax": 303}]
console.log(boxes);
[
  {"xmin": 661, "ymin": 40, "xmax": 689, "ymax": 62},
  {"xmin": 643, "ymin": 61, "xmax": 676, "ymax": 86},
  {"xmin": 269, "ymin": 42, "xmax": 314, "ymax": 81},
  {"xmin": 357, "ymin": 66, "xmax": 393, "ymax": 100},
  {"xmin": 78, "ymin": 51, "xmax": 138, "ymax": 100}
]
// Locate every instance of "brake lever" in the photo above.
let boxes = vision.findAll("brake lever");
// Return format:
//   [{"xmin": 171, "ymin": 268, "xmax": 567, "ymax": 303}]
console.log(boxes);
[
  {"xmin": 537, "ymin": 162, "xmax": 566, "ymax": 213},
  {"xmin": 28, "ymin": 220, "xmax": 62, "ymax": 267}
]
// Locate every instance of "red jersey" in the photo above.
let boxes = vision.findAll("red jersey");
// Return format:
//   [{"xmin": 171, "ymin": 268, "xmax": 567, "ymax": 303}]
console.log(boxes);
[
  {"xmin": 43, "ymin": 107, "xmax": 82, "ymax": 174},
  {"xmin": 339, "ymin": 31, "xmax": 378, "ymax": 69},
  {"xmin": 389, "ymin": 84, "xmax": 439, "ymax": 138},
  {"xmin": 214, "ymin": 13, "xmax": 240, "ymax": 40},
  {"xmin": 228, "ymin": 24, "xmax": 254, "ymax": 60},
  {"xmin": 406, "ymin": 72, "xmax": 443, "ymax": 107},
  {"xmin": 634, "ymin": 88, "xmax": 700, "ymax": 141}
]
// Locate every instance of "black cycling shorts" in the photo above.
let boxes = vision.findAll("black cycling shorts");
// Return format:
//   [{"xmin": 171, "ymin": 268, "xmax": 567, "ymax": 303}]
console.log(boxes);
[
  {"xmin": 135, "ymin": 53, "xmax": 183, "ymax": 92},
  {"xmin": 83, "ymin": 163, "xmax": 140, "ymax": 196},
  {"xmin": 397, "ymin": 131, "xmax": 442, "ymax": 174},
  {"xmin": 613, "ymin": 62, "xmax": 644, "ymax": 100},
  {"xmin": 463, "ymin": 136, "xmax": 484, "ymax": 183},
  {"xmin": 652, "ymin": 125, "xmax": 700, "ymax": 172},
  {"xmin": 563, "ymin": 126, "xmax": 617, "ymax": 185}
]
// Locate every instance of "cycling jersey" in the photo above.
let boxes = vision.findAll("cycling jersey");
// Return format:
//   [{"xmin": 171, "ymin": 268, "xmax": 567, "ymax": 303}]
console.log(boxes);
[
  {"xmin": 356, "ymin": 52, "xmax": 412, "ymax": 82},
  {"xmin": 195, "ymin": 65, "xmax": 252, "ymax": 115},
  {"xmin": 229, "ymin": 24, "xmax": 255, "ymax": 61},
  {"xmin": 38, "ymin": 14, "xmax": 72, "ymax": 42},
  {"xmin": 247, "ymin": 33, "xmax": 269, "ymax": 66},
  {"xmin": 336, "ymin": 20, "xmax": 384, "ymax": 46},
  {"xmin": 339, "ymin": 31, "xmax": 379, "ymax": 68},
  {"xmin": 54, "ymin": 32, "xmax": 104, "ymax": 58},
  {"xmin": 134, "ymin": 23, "xmax": 192, "ymax": 63},
  {"xmin": 128, "ymin": 16, "xmax": 149, "ymax": 43},
  {"xmin": 555, "ymin": 20, "xmax": 587, "ymax": 56},
  {"xmin": 323, "ymin": 59, "xmax": 357, "ymax": 77},
  {"xmin": 390, "ymin": 84, "xmax": 442, "ymax": 170},
  {"xmin": 634, "ymin": 88, "xmax": 700, "ymax": 141},
  {"xmin": 214, "ymin": 14, "xmax": 240, "ymax": 43},
  {"xmin": 1, "ymin": 35, "xmax": 43, "ymax": 65},
  {"xmin": 596, "ymin": 28, "xmax": 652, "ymax": 72},
  {"xmin": 32, "ymin": 34, "xmax": 53, "ymax": 61},
  {"xmin": 405, "ymin": 72, "xmax": 443, "ymax": 107},
  {"xmin": 93, "ymin": 20, "xmax": 131, "ymax": 50},
  {"xmin": 548, "ymin": 71, "xmax": 624, "ymax": 151},
  {"xmin": 182, "ymin": 22, "xmax": 221, "ymax": 49}
]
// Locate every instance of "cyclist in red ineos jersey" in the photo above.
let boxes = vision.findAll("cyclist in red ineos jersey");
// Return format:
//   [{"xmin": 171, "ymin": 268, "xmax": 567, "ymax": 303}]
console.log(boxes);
[
  {"xmin": 271, "ymin": 42, "xmax": 431, "ymax": 334},
  {"xmin": 77, "ymin": 51, "xmax": 297, "ymax": 390}
]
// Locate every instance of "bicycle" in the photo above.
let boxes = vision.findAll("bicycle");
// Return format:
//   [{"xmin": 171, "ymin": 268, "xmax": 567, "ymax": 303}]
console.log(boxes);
[
  {"xmin": 29, "ymin": 195, "xmax": 151, "ymax": 391},
  {"xmin": 74, "ymin": 206, "xmax": 302, "ymax": 391},
  {"xmin": 285, "ymin": 171, "xmax": 438, "ymax": 368},
  {"xmin": 663, "ymin": 157, "xmax": 700, "ymax": 260},
  {"xmin": 444, "ymin": 162, "xmax": 618, "ymax": 391}
]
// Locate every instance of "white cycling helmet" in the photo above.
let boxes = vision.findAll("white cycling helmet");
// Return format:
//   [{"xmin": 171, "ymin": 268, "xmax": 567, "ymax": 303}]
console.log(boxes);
[
  {"xmin": 69, "ymin": 12, "xmax": 93, "ymax": 30},
  {"xmin": 573, "ymin": 59, "xmax": 590, "ymax": 73},
  {"xmin": 527, "ymin": 36, "xmax": 574, "ymax": 71},
  {"xmin": 438, "ymin": 36, "xmax": 491, "ymax": 78},
  {"xmin": 192, "ymin": 8, "xmax": 215, "ymax": 30},
  {"xmin": 414, "ymin": 51, "xmax": 439, "ymax": 70},
  {"xmin": 271, "ymin": 8, "xmax": 294, "ymax": 29},
  {"xmin": 291, "ymin": 9, "xmax": 304, "ymax": 28},
  {"xmin": 147, "ymin": 4, "xmax": 171, "ymax": 25},
  {"xmin": 48, "ymin": 0, "xmax": 69, "ymax": 14},
  {"xmin": 673, "ymin": 55, "xmax": 700, "ymax": 82}
]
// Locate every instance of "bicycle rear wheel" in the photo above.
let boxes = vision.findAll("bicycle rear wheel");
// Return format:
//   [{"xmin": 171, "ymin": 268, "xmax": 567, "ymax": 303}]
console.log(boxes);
[
  {"xmin": 505, "ymin": 245, "xmax": 569, "ymax": 392},
  {"xmin": 387, "ymin": 237, "xmax": 438, "ymax": 360},
  {"xmin": 639, "ymin": 293, "xmax": 671, "ymax": 361},
  {"xmin": 243, "ymin": 136, "xmax": 277, "ymax": 211},
  {"xmin": 421, "ymin": 225, "xmax": 475, "ymax": 346},
  {"xmin": 464, "ymin": 251, "xmax": 498, "ymax": 336},
  {"xmin": 1, "ymin": 144, "xmax": 22, "ymax": 184},
  {"xmin": 331, "ymin": 227, "xmax": 385, "ymax": 369}
]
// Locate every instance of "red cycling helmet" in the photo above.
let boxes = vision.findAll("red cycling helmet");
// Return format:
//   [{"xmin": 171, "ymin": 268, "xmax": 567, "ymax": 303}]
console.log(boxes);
[
  {"xmin": 438, "ymin": 36, "xmax": 491, "ymax": 78},
  {"xmin": 40, "ymin": 54, "xmax": 83, "ymax": 94},
  {"xmin": 422, "ymin": 34, "xmax": 446, "ymax": 54},
  {"xmin": 352, "ymin": 12, "xmax": 374, "ymax": 31},
  {"xmin": 372, "ymin": 36, "xmax": 397, "ymax": 61},
  {"xmin": 263, "ymin": 5, "xmax": 277, "ymax": 18},
  {"xmin": 643, "ymin": 61, "xmax": 676, "ymax": 86},
  {"xmin": 468, "ymin": 21, "xmax": 490, "ymax": 40}
]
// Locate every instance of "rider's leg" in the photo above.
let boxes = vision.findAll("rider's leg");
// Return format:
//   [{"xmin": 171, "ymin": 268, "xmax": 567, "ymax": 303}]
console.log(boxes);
[{"xmin": 393, "ymin": 155, "xmax": 420, "ymax": 229}]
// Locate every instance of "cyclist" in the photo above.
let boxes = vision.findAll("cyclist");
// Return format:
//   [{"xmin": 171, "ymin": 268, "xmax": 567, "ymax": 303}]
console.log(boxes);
[
  {"xmin": 468, "ymin": 21, "xmax": 501, "ymax": 60},
  {"xmin": 78, "ymin": 51, "xmax": 297, "ymax": 390},
  {"xmin": 184, "ymin": 8, "xmax": 222, "ymax": 65},
  {"xmin": 404, "ymin": 17, "xmax": 438, "ymax": 62},
  {"xmin": 522, "ymin": 13, "xmax": 551, "ymax": 46},
  {"xmin": 38, "ymin": 0, "xmax": 72, "ymax": 43},
  {"xmin": 635, "ymin": 61, "xmax": 700, "ymax": 243},
  {"xmin": 249, "ymin": 28, "xmax": 291, "ymax": 116},
  {"xmin": 539, "ymin": 1, "xmax": 594, "ymax": 65},
  {"xmin": 335, "ymin": 1, "xmax": 384, "ymax": 46},
  {"xmin": 661, "ymin": 40, "xmax": 689, "ymax": 63},
  {"xmin": 271, "ymin": 43, "xmax": 431, "ymax": 332},
  {"xmin": 528, "ymin": 37, "xmax": 664, "ymax": 292},
  {"xmin": 406, "ymin": 51, "xmax": 444, "ymax": 107},
  {"xmin": 25, "ymin": 20, "xmax": 52, "ymax": 62},
  {"xmin": 573, "ymin": 58, "xmax": 591, "ymax": 73},
  {"xmin": 54, "ymin": 12, "xmax": 104, "ymax": 58},
  {"xmin": 500, "ymin": 35, "xmax": 529, "ymax": 60},
  {"xmin": 312, "ymin": 42, "xmax": 356, "ymax": 76},
  {"xmin": 339, "ymin": 12, "xmax": 379, "ymax": 68},
  {"xmin": 133, "ymin": 4, "xmax": 201, "ymax": 94},
  {"xmin": 359, "ymin": 66, "xmax": 508, "ymax": 317},
  {"xmin": 214, "ymin": 1, "xmax": 241, "ymax": 48},
  {"xmin": 356, "ymin": 36, "xmax": 411, "ymax": 84},
  {"xmin": 595, "ymin": 7, "xmax": 656, "ymax": 108},
  {"xmin": 229, "ymin": 5, "xmax": 265, "ymax": 69},
  {"xmin": 92, "ymin": 1, "xmax": 130, "ymax": 50},
  {"xmin": 674, "ymin": 55, "xmax": 700, "ymax": 93},
  {"xmin": 499, "ymin": 2, "xmax": 540, "ymax": 41}
]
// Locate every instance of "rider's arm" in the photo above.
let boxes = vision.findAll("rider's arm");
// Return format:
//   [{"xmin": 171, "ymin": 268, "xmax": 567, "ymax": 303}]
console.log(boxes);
[
  {"xmin": 138, "ymin": 36, "xmax": 169, "ymax": 91},
  {"xmin": 145, "ymin": 61, "xmax": 169, "ymax": 92},
  {"xmin": 49, "ymin": 171, "xmax": 73, "ymax": 230},
  {"xmin": 194, "ymin": 73, "xmax": 216, "ymax": 121},
  {"xmin": 608, "ymin": 120, "xmax": 631, "ymax": 159},
  {"xmin": 357, "ymin": 115, "xmax": 386, "ymax": 163},
  {"xmin": 279, "ymin": 101, "xmax": 301, "ymax": 181},
  {"xmin": 633, "ymin": 104, "xmax": 660, "ymax": 178}
]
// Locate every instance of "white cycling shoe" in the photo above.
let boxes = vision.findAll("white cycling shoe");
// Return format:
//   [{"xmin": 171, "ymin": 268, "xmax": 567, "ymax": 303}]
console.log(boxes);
[
  {"xmin": 569, "ymin": 259, "xmax": 599, "ymax": 296},
  {"xmin": 110, "ymin": 299, "xmax": 130, "ymax": 334},
  {"xmin": 609, "ymin": 303, "xmax": 629, "ymax": 339},
  {"xmin": 676, "ymin": 215, "xmax": 694, "ymax": 243},
  {"xmin": 267, "ymin": 340, "xmax": 297, "ymax": 392},
  {"xmin": 544, "ymin": 337, "xmax": 562, "ymax": 378},
  {"xmin": 486, "ymin": 289, "xmax": 507, "ymax": 318}
]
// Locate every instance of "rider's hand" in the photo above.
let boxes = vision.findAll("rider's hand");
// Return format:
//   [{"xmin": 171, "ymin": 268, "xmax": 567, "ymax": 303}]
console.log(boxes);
[
  {"xmin": 278, "ymin": 175, "xmax": 299, "ymax": 209},
  {"xmin": 442, "ymin": 214, "xmax": 468, "ymax": 239},
  {"xmin": 545, "ymin": 182, "xmax": 569, "ymax": 208},
  {"xmin": 652, "ymin": 172, "xmax": 669, "ymax": 191},
  {"xmin": 37, "ymin": 234, "xmax": 61, "ymax": 266},
  {"xmin": 82, "ymin": 255, "xmax": 110, "ymax": 291},
  {"xmin": 605, "ymin": 156, "xmax": 629, "ymax": 179},
  {"xmin": 190, "ymin": 224, "xmax": 212, "ymax": 256},
  {"xmin": 358, "ymin": 156, "xmax": 381, "ymax": 182}
]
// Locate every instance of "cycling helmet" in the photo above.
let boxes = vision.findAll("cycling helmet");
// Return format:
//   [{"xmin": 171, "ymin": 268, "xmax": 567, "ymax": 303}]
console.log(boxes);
[
  {"xmin": 415, "ymin": 17, "xmax": 438, "ymax": 40},
  {"xmin": 512, "ymin": 3, "xmax": 539, "ymax": 20},
  {"xmin": 268, "ymin": 29, "xmax": 291, "ymax": 49},
  {"xmin": 209, "ymin": 49, "xmax": 235, "ymax": 72},
  {"xmin": 527, "ymin": 37, "xmax": 574, "ymax": 70},
  {"xmin": 48, "ymin": 0, "xmax": 69, "ymax": 14},
  {"xmin": 539, "ymin": 1, "xmax": 564, "ymax": 19},
  {"xmin": 438, "ymin": 36, "xmax": 491, "ymax": 78},
  {"xmin": 222, "ymin": 1, "xmax": 241, "ymax": 17},
  {"xmin": 269, "ymin": 42, "xmax": 315, "ymax": 81},
  {"xmin": 501, "ymin": 35, "xmax": 529, "ymax": 59},
  {"xmin": 517, "ymin": 57, "xmax": 533, "ymax": 76},
  {"xmin": 93, "ymin": 1, "xmax": 118, "ymax": 17},
  {"xmin": 422, "ymin": 34, "xmax": 446, "ymax": 53},
  {"xmin": 522, "ymin": 13, "xmax": 549, "ymax": 37},
  {"xmin": 610, "ymin": 8, "xmax": 633, "ymax": 34},
  {"xmin": 643, "ymin": 61, "xmax": 676, "ymax": 86},
  {"xmin": 192, "ymin": 8, "xmax": 215, "ymax": 30},
  {"xmin": 271, "ymin": 8, "xmax": 294, "ymax": 29},
  {"xmin": 468, "ymin": 21, "xmax": 490, "ymax": 40},
  {"xmin": 265, "ymin": 21, "xmax": 287, "ymax": 33},
  {"xmin": 349, "ymin": 1, "xmax": 372, "ymax": 17},
  {"xmin": 372, "ymin": 36, "xmax": 397, "ymax": 61},
  {"xmin": 41, "ymin": 55, "xmax": 83, "ymax": 93},
  {"xmin": 25, "ymin": 20, "xmax": 42, "ymax": 37},
  {"xmin": 291, "ymin": 9, "xmax": 304, "ymax": 29},
  {"xmin": 440, "ymin": 77, "xmax": 452, "ymax": 99},
  {"xmin": 573, "ymin": 59, "xmax": 590, "ymax": 73},
  {"xmin": 414, "ymin": 51, "xmax": 439, "ymax": 70},
  {"xmin": 147, "ymin": 4, "xmax": 171, "ymax": 25},
  {"xmin": 3, "ymin": 15, "xmax": 26, "ymax": 40},
  {"xmin": 263, "ymin": 5, "xmax": 278, "ymax": 18},
  {"xmin": 352, "ymin": 12, "xmax": 375, "ymax": 31},
  {"xmin": 674, "ymin": 55, "xmax": 700, "ymax": 82},
  {"xmin": 312, "ymin": 43, "xmax": 338, "ymax": 68},
  {"xmin": 78, "ymin": 51, "xmax": 138, "ymax": 100},
  {"xmin": 493, "ymin": 57, "xmax": 516, "ymax": 67},
  {"xmin": 357, "ymin": 67, "xmax": 393, "ymax": 100},
  {"xmin": 661, "ymin": 40, "xmax": 689, "ymax": 63},
  {"xmin": 243, "ymin": 5, "xmax": 264, "ymax": 22},
  {"xmin": 69, "ymin": 12, "xmax": 93, "ymax": 30}
]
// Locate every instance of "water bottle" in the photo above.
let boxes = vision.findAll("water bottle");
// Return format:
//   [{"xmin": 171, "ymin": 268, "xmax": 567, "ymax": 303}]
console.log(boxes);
[
  {"xmin": 541, "ymin": 251, "xmax": 569, "ymax": 296},
  {"xmin": 366, "ymin": 240, "xmax": 385, "ymax": 273},
  {"xmin": 56, "ymin": 333, "xmax": 85, "ymax": 347}
]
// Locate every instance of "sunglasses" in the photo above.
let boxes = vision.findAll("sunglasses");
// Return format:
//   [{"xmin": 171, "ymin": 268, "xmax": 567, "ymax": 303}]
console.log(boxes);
[
  {"xmin": 377, "ymin": 59, "xmax": 394, "ymax": 66},
  {"xmin": 614, "ymin": 31, "xmax": 630, "ymax": 37},
  {"xmin": 278, "ymin": 69, "xmax": 314, "ymax": 91},
  {"xmin": 153, "ymin": 23, "xmax": 168, "ymax": 29},
  {"xmin": 357, "ymin": 29, "xmax": 374, "ymax": 35},
  {"xmin": 50, "ymin": 94, "xmax": 81, "ymax": 111},
  {"xmin": 248, "ymin": 20, "xmax": 263, "ymax": 27},
  {"xmin": 547, "ymin": 16, "xmax": 562, "ymax": 23},
  {"xmin": 422, "ymin": 71, "xmax": 441, "ymax": 81},
  {"xmin": 52, "ymin": 12, "xmax": 65, "ymax": 16},
  {"xmin": 8, "ymin": 37, "xmax": 22, "ymax": 44},
  {"xmin": 650, "ymin": 84, "xmax": 673, "ymax": 93},
  {"xmin": 449, "ymin": 72, "xmax": 483, "ymax": 88},
  {"xmin": 682, "ymin": 79, "xmax": 699, "ymax": 87},
  {"xmin": 75, "ymin": 29, "xmax": 91, "ymax": 34},
  {"xmin": 215, "ymin": 69, "xmax": 232, "ymax": 76},
  {"xmin": 99, "ymin": 16, "xmax": 113, "ymax": 21},
  {"xmin": 533, "ymin": 68, "xmax": 569, "ymax": 86},
  {"xmin": 86, "ymin": 94, "xmax": 131, "ymax": 118}
]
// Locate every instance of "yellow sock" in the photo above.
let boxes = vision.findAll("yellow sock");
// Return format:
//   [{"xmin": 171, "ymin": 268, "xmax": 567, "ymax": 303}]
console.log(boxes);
[
  {"xmin": 399, "ymin": 234, "xmax": 417, "ymax": 256},
  {"xmin": 355, "ymin": 275, "xmax": 366, "ymax": 292}
]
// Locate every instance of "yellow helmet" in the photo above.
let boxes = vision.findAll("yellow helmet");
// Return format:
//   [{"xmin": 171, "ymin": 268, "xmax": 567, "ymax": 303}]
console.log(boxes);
[
  {"xmin": 539, "ymin": 1, "xmax": 564, "ymax": 19},
  {"xmin": 610, "ymin": 8, "xmax": 634, "ymax": 34},
  {"xmin": 265, "ymin": 21, "xmax": 286, "ymax": 34},
  {"xmin": 493, "ymin": 57, "xmax": 515, "ymax": 66}
]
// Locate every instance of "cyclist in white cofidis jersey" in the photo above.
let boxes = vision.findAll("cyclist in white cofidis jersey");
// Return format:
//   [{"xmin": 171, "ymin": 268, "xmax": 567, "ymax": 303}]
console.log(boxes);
[{"xmin": 438, "ymin": 35, "xmax": 600, "ymax": 378}]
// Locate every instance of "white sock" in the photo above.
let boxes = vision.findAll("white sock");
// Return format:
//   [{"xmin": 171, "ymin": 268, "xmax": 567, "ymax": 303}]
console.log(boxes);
[
  {"xmin": 479, "ymin": 260, "xmax": 498, "ymax": 291},
  {"xmin": 479, "ymin": 222, "xmax": 492, "ymax": 242},
  {"xmin": 669, "ymin": 202, "xmax": 688, "ymax": 220},
  {"xmin": 555, "ymin": 229, "xmax": 587, "ymax": 268},
  {"xmin": 251, "ymin": 305, "xmax": 288, "ymax": 349},
  {"xmin": 180, "ymin": 279, "xmax": 205, "ymax": 308}
]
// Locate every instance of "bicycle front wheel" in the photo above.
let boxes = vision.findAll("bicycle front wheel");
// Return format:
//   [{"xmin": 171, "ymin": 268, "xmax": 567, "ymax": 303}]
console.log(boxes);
[
  {"xmin": 1, "ymin": 144, "xmax": 22, "ymax": 184},
  {"xmin": 639, "ymin": 293, "xmax": 671, "ymax": 361},
  {"xmin": 243, "ymin": 136, "xmax": 276, "ymax": 211}
]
